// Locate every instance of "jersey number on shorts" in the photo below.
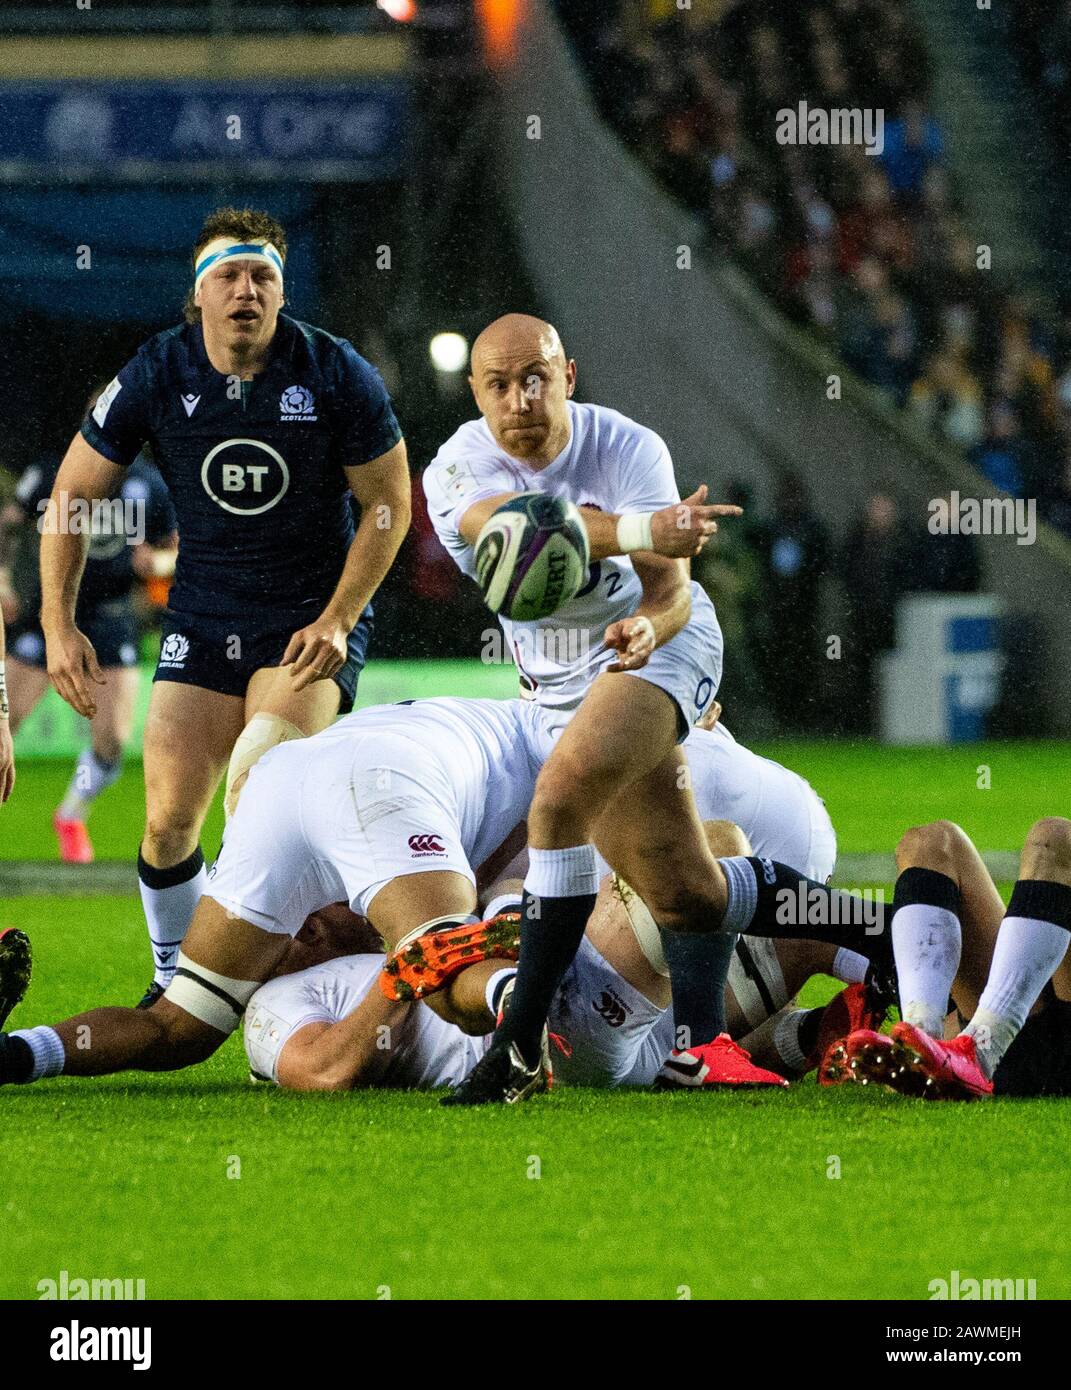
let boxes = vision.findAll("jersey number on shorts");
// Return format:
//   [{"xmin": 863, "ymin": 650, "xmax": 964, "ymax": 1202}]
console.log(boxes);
[{"xmin": 575, "ymin": 563, "xmax": 623, "ymax": 600}]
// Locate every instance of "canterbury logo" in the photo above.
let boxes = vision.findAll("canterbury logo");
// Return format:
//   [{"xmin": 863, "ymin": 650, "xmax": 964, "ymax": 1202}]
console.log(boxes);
[
  {"xmin": 408, "ymin": 834, "xmax": 446, "ymax": 854},
  {"xmin": 592, "ymin": 990, "xmax": 627, "ymax": 1028}
]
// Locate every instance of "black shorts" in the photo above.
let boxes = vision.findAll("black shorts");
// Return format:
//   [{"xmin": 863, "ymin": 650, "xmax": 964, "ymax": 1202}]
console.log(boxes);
[
  {"xmin": 153, "ymin": 606, "xmax": 373, "ymax": 714},
  {"xmin": 9, "ymin": 601, "xmax": 139, "ymax": 671},
  {"xmin": 992, "ymin": 998, "xmax": 1071, "ymax": 1098}
]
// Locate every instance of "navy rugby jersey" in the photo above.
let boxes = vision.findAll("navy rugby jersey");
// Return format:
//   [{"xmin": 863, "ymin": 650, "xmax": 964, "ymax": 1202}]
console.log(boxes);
[
  {"xmin": 14, "ymin": 452, "xmax": 175, "ymax": 615},
  {"xmin": 80, "ymin": 314, "xmax": 402, "ymax": 619}
]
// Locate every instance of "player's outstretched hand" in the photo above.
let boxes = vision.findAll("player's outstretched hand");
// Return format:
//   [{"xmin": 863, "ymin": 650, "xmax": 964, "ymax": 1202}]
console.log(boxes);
[
  {"xmin": 605, "ymin": 615, "xmax": 656, "ymax": 672},
  {"xmin": 44, "ymin": 624, "xmax": 106, "ymax": 719},
  {"xmin": 650, "ymin": 485, "xmax": 742, "ymax": 558},
  {"xmin": 0, "ymin": 720, "xmax": 14, "ymax": 803},
  {"xmin": 282, "ymin": 617, "xmax": 349, "ymax": 692}
]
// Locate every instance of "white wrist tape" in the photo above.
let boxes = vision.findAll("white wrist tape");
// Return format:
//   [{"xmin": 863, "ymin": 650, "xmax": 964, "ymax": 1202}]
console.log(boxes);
[
  {"xmin": 616, "ymin": 512, "xmax": 655, "ymax": 553},
  {"xmin": 0, "ymin": 660, "xmax": 8, "ymax": 720}
]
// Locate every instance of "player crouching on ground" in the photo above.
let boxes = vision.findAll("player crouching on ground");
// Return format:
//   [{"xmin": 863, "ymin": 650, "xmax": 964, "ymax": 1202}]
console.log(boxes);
[
  {"xmin": 239, "ymin": 820, "xmax": 883, "ymax": 1092},
  {"xmin": 0, "ymin": 697, "xmax": 540, "ymax": 1090},
  {"xmin": 825, "ymin": 817, "xmax": 1071, "ymax": 1099}
]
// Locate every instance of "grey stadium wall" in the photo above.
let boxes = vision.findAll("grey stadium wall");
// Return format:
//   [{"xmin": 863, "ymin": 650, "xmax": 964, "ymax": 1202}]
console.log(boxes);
[{"xmin": 494, "ymin": 0, "xmax": 1071, "ymax": 734}]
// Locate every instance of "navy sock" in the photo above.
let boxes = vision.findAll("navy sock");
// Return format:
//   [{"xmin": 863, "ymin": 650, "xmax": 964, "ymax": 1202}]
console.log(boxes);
[
  {"xmin": 798, "ymin": 1006, "xmax": 824, "ymax": 1059},
  {"xmin": 719, "ymin": 856, "xmax": 891, "ymax": 959},
  {"xmin": 894, "ymin": 866, "xmax": 961, "ymax": 915},
  {"xmin": 0, "ymin": 1035, "xmax": 34, "ymax": 1085},
  {"xmin": 659, "ymin": 928, "xmax": 736, "ymax": 1051},
  {"xmin": 500, "ymin": 888, "xmax": 596, "ymax": 1065}
]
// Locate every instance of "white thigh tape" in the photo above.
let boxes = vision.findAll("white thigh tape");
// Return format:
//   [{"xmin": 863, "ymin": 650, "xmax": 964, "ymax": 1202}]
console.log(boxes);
[
  {"xmin": 730, "ymin": 935, "xmax": 790, "ymax": 1028},
  {"xmin": 164, "ymin": 951, "xmax": 261, "ymax": 1035},
  {"xmin": 613, "ymin": 875, "xmax": 670, "ymax": 978}
]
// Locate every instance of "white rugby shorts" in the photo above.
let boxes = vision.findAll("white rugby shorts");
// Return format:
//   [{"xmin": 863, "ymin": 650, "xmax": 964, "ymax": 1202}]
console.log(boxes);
[
  {"xmin": 521, "ymin": 582, "xmax": 723, "ymax": 761},
  {"xmin": 206, "ymin": 731, "xmax": 476, "ymax": 935}
]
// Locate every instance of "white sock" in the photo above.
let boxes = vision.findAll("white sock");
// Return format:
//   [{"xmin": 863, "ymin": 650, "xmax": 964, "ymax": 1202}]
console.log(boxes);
[
  {"xmin": 524, "ymin": 845, "xmax": 599, "ymax": 899},
  {"xmin": 832, "ymin": 947, "xmax": 868, "ymax": 985},
  {"xmin": 9, "ymin": 1026, "xmax": 65, "ymax": 1080},
  {"xmin": 772, "ymin": 1008, "xmax": 810, "ymax": 1072},
  {"xmin": 484, "ymin": 967, "xmax": 517, "ymax": 1019},
  {"xmin": 963, "ymin": 916, "xmax": 1071, "ymax": 1076},
  {"xmin": 892, "ymin": 903, "xmax": 961, "ymax": 1037},
  {"xmin": 484, "ymin": 893, "xmax": 524, "ymax": 921},
  {"xmin": 58, "ymin": 748, "xmax": 121, "ymax": 820},
  {"xmin": 138, "ymin": 848, "xmax": 207, "ymax": 988}
]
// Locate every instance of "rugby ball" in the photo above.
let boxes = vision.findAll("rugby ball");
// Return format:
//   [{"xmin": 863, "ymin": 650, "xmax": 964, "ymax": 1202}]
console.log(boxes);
[{"xmin": 474, "ymin": 492, "xmax": 590, "ymax": 622}]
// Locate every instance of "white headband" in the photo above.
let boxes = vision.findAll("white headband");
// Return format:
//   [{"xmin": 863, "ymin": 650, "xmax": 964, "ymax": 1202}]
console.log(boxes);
[{"xmin": 194, "ymin": 237, "xmax": 284, "ymax": 293}]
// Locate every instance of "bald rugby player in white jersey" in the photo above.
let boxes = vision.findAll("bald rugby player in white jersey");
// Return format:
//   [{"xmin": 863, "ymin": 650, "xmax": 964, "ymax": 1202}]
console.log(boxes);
[{"xmin": 424, "ymin": 313, "xmax": 773, "ymax": 1103}]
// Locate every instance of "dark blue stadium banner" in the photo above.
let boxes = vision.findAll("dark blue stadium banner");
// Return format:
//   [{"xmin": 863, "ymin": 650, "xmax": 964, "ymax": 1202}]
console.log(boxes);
[{"xmin": 0, "ymin": 81, "xmax": 409, "ymax": 182}]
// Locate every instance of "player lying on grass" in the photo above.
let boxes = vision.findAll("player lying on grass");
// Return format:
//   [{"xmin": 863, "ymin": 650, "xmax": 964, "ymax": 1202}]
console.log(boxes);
[
  {"xmin": 240, "ymin": 827, "xmax": 882, "ymax": 1090},
  {"xmin": 826, "ymin": 816, "xmax": 1071, "ymax": 1099},
  {"xmin": 0, "ymin": 695, "xmax": 886, "ymax": 1093},
  {"xmin": 0, "ymin": 697, "xmax": 542, "ymax": 1089},
  {"xmin": 246, "ymin": 710, "xmax": 897, "ymax": 1092}
]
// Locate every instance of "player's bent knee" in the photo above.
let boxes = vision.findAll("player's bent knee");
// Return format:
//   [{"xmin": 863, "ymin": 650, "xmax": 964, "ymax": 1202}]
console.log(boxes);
[
  {"xmin": 163, "ymin": 951, "xmax": 262, "ymax": 1040},
  {"xmin": 93, "ymin": 735, "xmax": 123, "ymax": 764},
  {"xmin": 703, "ymin": 819, "xmax": 752, "ymax": 858},
  {"xmin": 142, "ymin": 812, "xmax": 203, "ymax": 865},
  {"xmin": 895, "ymin": 820, "xmax": 964, "ymax": 873},
  {"xmin": 1022, "ymin": 817, "xmax": 1071, "ymax": 882},
  {"xmin": 529, "ymin": 762, "xmax": 601, "ymax": 840},
  {"xmin": 224, "ymin": 713, "xmax": 304, "ymax": 819}
]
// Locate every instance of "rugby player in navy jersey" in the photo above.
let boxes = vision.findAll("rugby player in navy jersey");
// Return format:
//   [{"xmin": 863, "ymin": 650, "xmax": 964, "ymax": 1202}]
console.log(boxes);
[
  {"xmin": 39, "ymin": 207, "xmax": 410, "ymax": 1006},
  {"xmin": 0, "ymin": 441, "xmax": 176, "ymax": 860}
]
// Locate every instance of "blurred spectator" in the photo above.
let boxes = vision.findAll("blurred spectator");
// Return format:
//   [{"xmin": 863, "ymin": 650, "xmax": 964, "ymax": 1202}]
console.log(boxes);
[
  {"xmin": 909, "ymin": 350, "xmax": 985, "ymax": 448},
  {"xmin": 752, "ymin": 471, "xmax": 829, "ymax": 731},
  {"xmin": 879, "ymin": 101, "xmax": 944, "ymax": 202},
  {"xmin": 969, "ymin": 404, "xmax": 1028, "ymax": 496},
  {"xmin": 837, "ymin": 490, "xmax": 918, "ymax": 733}
]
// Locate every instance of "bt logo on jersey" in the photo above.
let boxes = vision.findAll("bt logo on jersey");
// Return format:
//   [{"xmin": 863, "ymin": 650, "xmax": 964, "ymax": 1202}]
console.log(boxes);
[{"xmin": 200, "ymin": 439, "xmax": 290, "ymax": 516}]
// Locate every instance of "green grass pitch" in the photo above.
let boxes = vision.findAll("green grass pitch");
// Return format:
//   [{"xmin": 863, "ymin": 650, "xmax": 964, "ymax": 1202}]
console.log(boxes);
[{"xmin": 1, "ymin": 742, "xmax": 1069, "ymax": 1299}]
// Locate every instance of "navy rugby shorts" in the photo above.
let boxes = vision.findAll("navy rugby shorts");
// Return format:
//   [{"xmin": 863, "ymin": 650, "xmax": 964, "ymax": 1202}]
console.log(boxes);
[{"xmin": 153, "ymin": 606, "xmax": 372, "ymax": 714}]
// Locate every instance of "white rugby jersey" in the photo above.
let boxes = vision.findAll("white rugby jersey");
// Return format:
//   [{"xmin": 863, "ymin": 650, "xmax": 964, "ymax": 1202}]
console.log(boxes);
[
  {"xmin": 424, "ymin": 401, "xmax": 681, "ymax": 711},
  {"xmin": 315, "ymin": 696, "xmax": 539, "ymax": 874},
  {"xmin": 684, "ymin": 723, "xmax": 836, "ymax": 880},
  {"xmin": 246, "ymin": 954, "xmax": 492, "ymax": 1089}
]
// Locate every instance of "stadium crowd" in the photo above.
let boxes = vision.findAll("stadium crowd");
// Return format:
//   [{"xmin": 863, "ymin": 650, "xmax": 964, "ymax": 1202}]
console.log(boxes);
[{"xmin": 555, "ymin": 0, "xmax": 1071, "ymax": 539}]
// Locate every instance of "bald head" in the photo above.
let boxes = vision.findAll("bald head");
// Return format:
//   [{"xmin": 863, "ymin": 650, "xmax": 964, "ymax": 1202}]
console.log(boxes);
[
  {"xmin": 471, "ymin": 313, "xmax": 566, "ymax": 374},
  {"xmin": 469, "ymin": 313, "xmax": 576, "ymax": 466}
]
